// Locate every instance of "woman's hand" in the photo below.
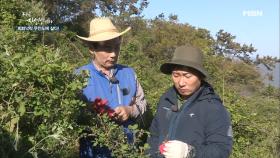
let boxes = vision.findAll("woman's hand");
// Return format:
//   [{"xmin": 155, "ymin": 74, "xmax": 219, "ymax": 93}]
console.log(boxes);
[
  {"xmin": 114, "ymin": 106, "xmax": 133, "ymax": 122},
  {"xmin": 162, "ymin": 140, "xmax": 191, "ymax": 158}
]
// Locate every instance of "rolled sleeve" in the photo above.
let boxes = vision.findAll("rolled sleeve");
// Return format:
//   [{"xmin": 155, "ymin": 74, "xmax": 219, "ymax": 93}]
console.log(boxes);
[{"xmin": 130, "ymin": 77, "xmax": 147, "ymax": 118}]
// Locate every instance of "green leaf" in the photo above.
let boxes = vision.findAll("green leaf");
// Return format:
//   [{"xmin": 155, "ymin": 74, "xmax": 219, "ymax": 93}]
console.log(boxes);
[
  {"xmin": 128, "ymin": 124, "xmax": 138, "ymax": 130},
  {"xmin": 18, "ymin": 102, "xmax": 26, "ymax": 116},
  {"xmin": 6, "ymin": 116, "xmax": 19, "ymax": 132}
]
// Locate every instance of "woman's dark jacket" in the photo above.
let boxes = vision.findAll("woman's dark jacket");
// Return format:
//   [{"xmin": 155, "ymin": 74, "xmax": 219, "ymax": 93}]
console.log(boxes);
[{"xmin": 147, "ymin": 82, "xmax": 233, "ymax": 158}]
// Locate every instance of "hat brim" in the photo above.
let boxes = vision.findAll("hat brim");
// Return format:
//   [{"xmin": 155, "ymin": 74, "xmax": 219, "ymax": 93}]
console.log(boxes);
[
  {"xmin": 76, "ymin": 27, "xmax": 131, "ymax": 42},
  {"xmin": 160, "ymin": 62, "xmax": 208, "ymax": 78}
]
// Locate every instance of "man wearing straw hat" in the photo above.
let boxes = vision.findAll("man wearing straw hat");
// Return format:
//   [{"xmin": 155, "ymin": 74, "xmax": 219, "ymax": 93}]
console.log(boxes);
[
  {"xmin": 76, "ymin": 17, "xmax": 147, "ymax": 157},
  {"xmin": 147, "ymin": 45, "xmax": 233, "ymax": 158}
]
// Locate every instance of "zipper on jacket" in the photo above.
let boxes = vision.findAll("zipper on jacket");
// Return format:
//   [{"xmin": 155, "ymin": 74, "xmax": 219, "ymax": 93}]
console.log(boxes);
[{"xmin": 167, "ymin": 87, "xmax": 203, "ymax": 140}]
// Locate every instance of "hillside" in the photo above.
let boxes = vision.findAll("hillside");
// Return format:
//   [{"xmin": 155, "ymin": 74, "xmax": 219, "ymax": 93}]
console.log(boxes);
[{"xmin": 0, "ymin": 1, "xmax": 279, "ymax": 157}]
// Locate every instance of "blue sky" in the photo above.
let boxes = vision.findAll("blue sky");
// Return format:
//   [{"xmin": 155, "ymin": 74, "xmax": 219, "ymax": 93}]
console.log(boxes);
[{"xmin": 142, "ymin": 0, "xmax": 279, "ymax": 58}]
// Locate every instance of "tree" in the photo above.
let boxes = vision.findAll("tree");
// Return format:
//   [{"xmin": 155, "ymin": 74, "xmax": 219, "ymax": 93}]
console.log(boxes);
[
  {"xmin": 255, "ymin": 54, "xmax": 279, "ymax": 68},
  {"xmin": 39, "ymin": 0, "xmax": 149, "ymax": 36},
  {"xmin": 168, "ymin": 14, "xmax": 178, "ymax": 23},
  {"xmin": 215, "ymin": 29, "xmax": 257, "ymax": 63}
]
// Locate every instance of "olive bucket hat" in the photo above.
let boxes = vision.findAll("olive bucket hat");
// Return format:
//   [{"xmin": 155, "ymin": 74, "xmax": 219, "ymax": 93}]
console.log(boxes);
[
  {"xmin": 160, "ymin": 45, "xmax": 208, "ymax": 78},
  {"xmin": 77, "ymin": 17, "xmax": 131, "ymax": 42}
]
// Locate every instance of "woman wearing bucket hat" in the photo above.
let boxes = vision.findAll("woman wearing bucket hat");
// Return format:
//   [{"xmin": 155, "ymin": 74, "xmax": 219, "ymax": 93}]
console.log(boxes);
[
  {"xmin": 76, "ymin": 17, "xmax": 147, "ymax": 157},
  {"xmin": 147, "ymin": 45, "xmax": 233, "ymax": 158}
]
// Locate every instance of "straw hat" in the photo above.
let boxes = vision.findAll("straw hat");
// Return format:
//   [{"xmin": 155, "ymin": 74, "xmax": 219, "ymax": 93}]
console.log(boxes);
[
  {"xmin": 160, "ymin": 45, "xmax": 208, "ymax": 78},
  {"xmin": 77, "ymin": 17, "xmax": 131, "ymax": 42}
]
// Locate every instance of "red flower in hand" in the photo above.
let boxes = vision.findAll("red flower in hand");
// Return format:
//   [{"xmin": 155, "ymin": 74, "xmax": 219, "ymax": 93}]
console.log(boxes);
[{"xmin": 92, "ymin": 97, "xmax": 115, "ymax": 118}]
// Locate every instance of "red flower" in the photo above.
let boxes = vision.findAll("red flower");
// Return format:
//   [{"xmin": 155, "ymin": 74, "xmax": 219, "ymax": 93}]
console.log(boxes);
[
  {"xmin": 107, "ymin": 109, "xmax": 116, "ymax": 118},
  {"xmin": 92, "ymin": 97, "xmax": 115, "ymax": 118}
]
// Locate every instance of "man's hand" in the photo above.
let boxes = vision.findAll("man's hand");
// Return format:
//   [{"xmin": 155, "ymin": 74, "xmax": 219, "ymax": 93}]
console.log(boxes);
[
  {"xmin": 114, "ymin": 106, "xmax": 132, "ymax": 122},
  {"xmin": 162, "ymin": 140, "xmax": 191, "ymax": 158}
]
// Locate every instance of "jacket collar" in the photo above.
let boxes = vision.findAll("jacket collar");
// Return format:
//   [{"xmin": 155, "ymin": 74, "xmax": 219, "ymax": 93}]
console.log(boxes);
[
  {"xmin": 164, "ymin": 86, "xmax": 178, "ymax": 105},
  {"xmin": 198, "ymin": 81, "xmax": 221, "ymax": 101}
]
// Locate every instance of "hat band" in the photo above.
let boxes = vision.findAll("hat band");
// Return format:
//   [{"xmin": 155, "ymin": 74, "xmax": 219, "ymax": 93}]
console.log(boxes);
[{"xmin": 90, "ymin": 28, "xmax": 118, "ymax": 37}]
